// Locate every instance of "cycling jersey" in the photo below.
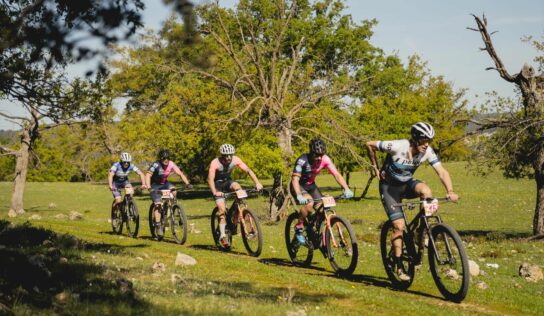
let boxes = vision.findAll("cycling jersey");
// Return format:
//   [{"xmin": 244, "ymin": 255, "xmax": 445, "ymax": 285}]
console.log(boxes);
[
  {"xmin": 209, "ymin": 156, "xmax": 249, "ymax": 182},
  {"xmin": 148, "ymin": 161, "xmax": 181, "ymax": 185},
  {"xmin": 377, "ymin": 140, "xmax": 441, "ymax": 183},
  {"xmin": 109, "ymin": 162, "xmax": 140, "ymax": 182},
  {"xmin": 292, "ymin": 154, "xmax": 339, "ymax": 186}
]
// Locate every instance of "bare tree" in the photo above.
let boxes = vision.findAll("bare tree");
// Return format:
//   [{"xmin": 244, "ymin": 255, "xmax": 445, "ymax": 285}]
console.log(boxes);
[{"xmin": 469, "ymin": 14, "xmax": 544, "ymax": 237}]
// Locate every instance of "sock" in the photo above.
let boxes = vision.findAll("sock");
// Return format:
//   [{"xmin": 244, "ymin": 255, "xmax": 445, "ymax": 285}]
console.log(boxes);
[{"xmin": 219, "ymin": 223, "xmax": 226, "ymax": 238}]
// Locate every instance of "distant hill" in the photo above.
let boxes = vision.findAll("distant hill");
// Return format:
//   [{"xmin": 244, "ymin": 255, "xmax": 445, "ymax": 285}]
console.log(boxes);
[{"xmin": 0, "ymin": 129, "xmax": 18, "ymax": 144}]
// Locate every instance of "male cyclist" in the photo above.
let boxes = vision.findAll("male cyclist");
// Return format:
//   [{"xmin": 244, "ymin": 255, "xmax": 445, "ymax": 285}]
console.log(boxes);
[
  {"xmin": 208, "ymin": 143, "xmax": 263, "ymax": 248},
  {"xmin": 108, "ymin": 152, "xmax": 147, "ymax": 226},
  {"xmin": 366, "ymin": 122, "xmax": 459, "ymax": 281},
  {"xmin": 290, "ymin": 137, "xmax": 353, "ymax": 245},
  {"xmin": 146, "ymin": 149, "xmax": 192, "ymax": 237}
]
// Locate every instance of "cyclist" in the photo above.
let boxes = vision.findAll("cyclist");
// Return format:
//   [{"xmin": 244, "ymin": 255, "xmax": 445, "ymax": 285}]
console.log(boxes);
[
  {"xmin": 146, "ymin": 149, "xmax": 192, "ymax": 237},
  {"xmin": 208, "ymin": 143, "xmax": 263, "ymax": 248},
  {"xmin": 366, "ymin": 122, "xmax": 459, "ymax": 281},
  {"xmin": 290, "ymin": 137, "xmax": 353, "ymax": 245},
  {"xmin": 108, "ymin": 152, "xmax": 147, "ymax": 226}
]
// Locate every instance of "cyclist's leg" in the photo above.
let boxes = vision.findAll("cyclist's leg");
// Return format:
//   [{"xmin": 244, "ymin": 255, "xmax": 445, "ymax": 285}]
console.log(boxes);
[
  {"xmin": 408, "ymin": 179, "xmax": 429, "ymax": 261},
  {"xmin": 112, "ymin": 181, "xmax": 124, "ymax": 206},
  {"xmin": 229, "ymin": 181, "xmax": 242, "ymax": 224},
  {"xmin": 150, "ymin": 183, "xmax": 164, "ymax": 223},
  {"xmin": 214, "ymin": 180, "xmax": 232, "ymax": 242},
  {"xmin": 289, "ymin": 183, "xmax": 313, "ymax": 244},
  {"xmin": 379, "ymin": 181, "xmax": 407, "ymax": 270}
]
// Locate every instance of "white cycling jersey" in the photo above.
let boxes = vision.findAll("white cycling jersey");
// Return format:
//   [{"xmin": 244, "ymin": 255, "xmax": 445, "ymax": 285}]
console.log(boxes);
[{"xmin": 377, "ymin": 139, "xmax": 441, "ymax": 183}]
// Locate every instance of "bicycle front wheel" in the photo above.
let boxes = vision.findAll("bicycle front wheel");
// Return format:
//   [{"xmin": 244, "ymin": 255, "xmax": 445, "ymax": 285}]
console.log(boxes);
[
  {"xmin": 111, "ymin": 203, "xmax": 123, "ymax": 234},
  {"xmin": 428, "ymin": 223, "xmax": 469, "ymax": 302},
  {"xmin": 148, "ymin": 203, "xmax": 156, "ymax": 238},
  {"xmin": 380, "ymin": 220, "xmax": 416, "ymax": 289},
  {"xmin": 125, "ymin": 199, "xmax": 139, "ymax": 238},
  {"xmin": 326, "ymin": 215, "xmax": 359, "ymax": 276},
  {"xmin": 240, "ymin": 208, "xmax": 263, "ymax": 257},
  {"xmin": 285, "ymin": 212, "xmax": 313, "ymax": 266},
  {"xmin": 210, "ymin": 207, "xmax": 232, "ymax": 250},
  {"xmin": 170, "ymin": 204, "xmax": 188, "ymax": 245}
]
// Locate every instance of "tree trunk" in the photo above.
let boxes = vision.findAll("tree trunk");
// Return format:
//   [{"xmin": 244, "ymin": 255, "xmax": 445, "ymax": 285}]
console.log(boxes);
[
  {"xmin": 277, "ymin": 125, "xmax": 293, "ymax": 167},
  {"xmin": 10, "ymin": 129, "xmax": 31, "ymax": 213},
  {"xmin": 533, "ymin": 146, "xmax": 544, "ymax": 235}
]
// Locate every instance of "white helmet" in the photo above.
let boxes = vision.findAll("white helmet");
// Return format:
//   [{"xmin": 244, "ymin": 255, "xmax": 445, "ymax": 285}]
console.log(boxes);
[
  {"xmin": 120, "ymin": 152, "xmax": 132, "ymax": 163},
  {"xmin": 410, "ymin": 122, "xmax": 435, "ymax": 140},
  {"xmin": 220, "ymin": 143, "xmax": 235, "ymax": 155}
]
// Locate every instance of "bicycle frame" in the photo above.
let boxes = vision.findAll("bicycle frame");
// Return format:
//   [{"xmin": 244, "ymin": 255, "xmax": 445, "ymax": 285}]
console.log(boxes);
[
  {"xmin": 223, "ymin": 189, "xmax": 259, "ymax": 236},
  {"xmin": 303, "ymin": 196, "xmax": 343, "ymax": 256}
]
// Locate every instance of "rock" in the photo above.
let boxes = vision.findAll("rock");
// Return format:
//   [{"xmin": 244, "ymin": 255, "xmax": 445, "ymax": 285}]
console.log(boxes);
[
  {"xmin": 152, "ymin": 261, "xmax": 166, "ymax": 273},
  {"xmin": 29, "ymin": 214, "xmax": 42, "ymax": 220},
  {"xmin": 55, "ymin": 291, "xmax": 69, "ymax": 302},
  {"xmin": 475, "ymin": 281, "xmax": 488, "ymax": 290},
  {"xmin": 28, "ymin": 254, "xmax": 51, "ymax": 278},
  {"xmin": 47, "ymin": 247, "xmax": 62, "ymax": 261},
  {"xmin": 175, "ymin": 252, "xmax": 197, "ymax": 266},
  {"xmin": 116, "ymin": 278, "xmax": 133, "ymax": 295},
  {"xmin": 55, "ymin": 214, "xmax": 67, "ymax": 220},
  {"xmin": 56, "ymin": 234, "xmax": 79, "ymax": 249},
  {"xmin": 469, "ymin": 260, "xmax": 480, "ymax": 277},
  {"xmin": 486, "ymin": 263, "xmax": 499, "ymax": 269},
  {"xmin": 69, "ymin": 211, "xmax": 83, "ymax": 221},
  {"xmin": 171, "ymin": 273, "xmax": 182, "ymax": 284},
  {"xmin": 519, "ymin": 263, "xmax": 543, "ymax": 282},
  {"xmin": 445, "ymin": 269, "xmax": 459, "ymax": 280},
  {"xmin": 8, "ymin": 209, "xmax": 17, "ymax": 218},
  {"xmin": 16, "ymin": 209, "xmax": 25, "ymax": 215},
  {"xmin": 48, "ymin": 203, "xmax": 57, "ymax": 209},
  {"xmin": 42, "ymin": 239, "xmax": 54, "ymax": 247},
  {"xmin": 59, "ymin": 257, "xmax": 68, "ymax": 263},
  {"xmin": 286, "ymin": 309, "xmax": 307, "ymax": 316},
  {"xmin": 136, "ymin": 257, "xmax": 143, "ymax": 261},
  {"xmin": 480, "ymin": 270, "xmax": 487, "ymax": 276}
]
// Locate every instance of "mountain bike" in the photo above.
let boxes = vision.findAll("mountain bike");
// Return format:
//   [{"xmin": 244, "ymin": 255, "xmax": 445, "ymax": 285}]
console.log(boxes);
[
  {"xmin": 380, "ymin": 197, "xmax": 469, "ymax": 302},
  {"xmin": 285, "ymin": 195, "xmax": 358, "ymax": 276},
  {"xmin": 210, "ymin": 188, "xmax": 263, "ymax": 257},
  {"xmin": 148, "ymin": 187, "xmax": 188, "ymax": 244},
  {"xmin": 111, "ymin": 187, "xmax": 139, "ymax": 238}
]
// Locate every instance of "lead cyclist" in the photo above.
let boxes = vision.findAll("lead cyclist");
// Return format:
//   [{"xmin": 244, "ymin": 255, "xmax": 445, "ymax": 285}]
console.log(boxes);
[{"xmin": 366, "ymin": 122, "xmax": 459, "ymax": 281}]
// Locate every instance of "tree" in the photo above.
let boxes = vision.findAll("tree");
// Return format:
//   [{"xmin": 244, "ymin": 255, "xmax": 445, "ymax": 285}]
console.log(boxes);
[{"xmin": 469, "ymin": 14, "xmax": 544, "ymax": 236}]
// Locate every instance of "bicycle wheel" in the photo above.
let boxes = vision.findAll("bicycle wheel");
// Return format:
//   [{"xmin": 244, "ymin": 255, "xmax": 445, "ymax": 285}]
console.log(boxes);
[
  {"xmin": 380, "ymin": 220, "xmax": 416, "ymax": 289},
  {"xmin": 428, "ymin": 223, "xmax": 469, "ymax": 302},
  {"xmin": 285, "ymin": 212, "xmax": 313, "ymax": 266},
  {"xmin": 156, "ymin": 205, "xmax": 167, "ymax": 241},
  {"xmin": 148, "ymin": 203, "xmax": 156, "ymax": 238},
  {"xmin": 125, "ymin": 199, "xmax": 139, "ymax": 238},
  {"xmin": 170, "ymin": 204, "xmax": 188, "ymax": 245},
  {"xmin": 210, "ymin": 207, "xmax": 232, "ymax": 250},
  {"xmin": 326, "ymin": 215, "xmax": 358, "ymax": 276},
  {"xmin": 111, "ymin": 203, "xmax": 123, "ymax": 234},
  {"xmin": 240, "ymin": 208, "xmax": 263, "ymax": 257}
]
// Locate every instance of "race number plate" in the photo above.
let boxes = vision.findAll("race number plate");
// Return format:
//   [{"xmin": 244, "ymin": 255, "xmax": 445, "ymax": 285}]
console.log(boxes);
[
  {"xmin": 423, "ymin": 199, "xmax": 439, "ymax": 216},
  {"xmin": 161, "ymin": 190, "xmax": 173, "ymax": 199},
  {"xmin": 236, "ymin": 189, "xmax": 248, "ymax": 199},
  {"xmin": 321, "ymin": 196, "xmax": 336, "ymax": 208},
  {"xmin": 125, "ymin": 187, "xmax": 134, "ymax": 195}
]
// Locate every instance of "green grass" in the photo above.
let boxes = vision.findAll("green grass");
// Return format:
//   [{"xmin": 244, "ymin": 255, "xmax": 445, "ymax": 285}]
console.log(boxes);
[{"xmin": 0, "ymin": 161, "xmax": 542, "ymax": 315}]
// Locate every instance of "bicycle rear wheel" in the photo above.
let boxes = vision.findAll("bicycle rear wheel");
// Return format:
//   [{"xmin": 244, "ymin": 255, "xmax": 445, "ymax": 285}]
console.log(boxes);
[
  {"xmin": 428, "ymin": 223, "xmax": 469, "ymax": 302},
  {"xmin": 326, "ymin": 215, "xmax": 358, "ymax": 276},
  {"xmin": 380, "ymin": 220, "xmax": 416, "ymax": 289},
  {"xmin": 170, "ymin": 204, "xmax": 188, "ymax": 244},
  {"xmin": 210, "ymin": 207, "xmax": 232, "ymax": 251},
  {"xmin": 148, "ymin": 203, "xmax": 156, "ymax": 238},
  {"xmin": 240, "ymin": 208, "xmax": 262, "ymax": 257},
  {"xmin": 125, "ymin": 199, "xmax": 139, "ymax": 238},
  {"xmin": 285, "ymin": 212, "xmax": 313, "ymax": 266},
  {"xmin": 111, "ymin": 203, "xmax": 123, "ymax": 234}
]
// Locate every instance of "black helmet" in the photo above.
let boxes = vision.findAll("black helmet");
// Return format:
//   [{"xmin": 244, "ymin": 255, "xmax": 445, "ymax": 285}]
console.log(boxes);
[
  {"xmin": 158, "ymin": 149, "xmax": 171, "ymax": 160},
  {"xmin": 309, "ymin": 137, "xmax": 327, "ymax": 155}
]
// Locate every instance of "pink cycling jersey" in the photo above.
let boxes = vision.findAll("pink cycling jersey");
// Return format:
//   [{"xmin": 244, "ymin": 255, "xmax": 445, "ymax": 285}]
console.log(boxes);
[
  {"xmin": 148, "ymin": 161, "xmax": 181, "ymax": 185},
  {"xmin": 209, "ymin": 156, "xmax": 249, "ymax": 182},
  {"xmin": 292, "ymin": 154, "xmax": 339, "ymax": 186}
]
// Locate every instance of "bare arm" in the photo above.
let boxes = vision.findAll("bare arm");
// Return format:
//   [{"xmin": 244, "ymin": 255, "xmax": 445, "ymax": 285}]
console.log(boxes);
[
  {"xmin": 145, "ymin": 172, "xmax": 152, "ymax": 189},
  {"xmin": 107, "ymin": 172, "xmax": 114, "ymax": 189},
  {"xmin": 366, "ymin": 140, "xmax": 381, "ymax": 178},
  {"xmin": 136, "ymin": 170, "xmax": 147, "ymax": 188},
  {"xmin": 433, "ymin": 164, "xmax": 459, "ymax": 202},
  {"xmin": 207, "ymin": 168, "xmax": 220, "ymax": 196},
  {"xmin": 291, "ymin": 175, "xmax": 302, "ymax": 196},
  {"xmin": 333, "ymin": 173, "xmax": 350, "ymax": 192},
  {"xmin": 246, "ymin": 169, "xmax": 263, "ymax": 191},
  {"xmin": 174, "ymin": 168, "xmax": 190, "ymax": 186}
]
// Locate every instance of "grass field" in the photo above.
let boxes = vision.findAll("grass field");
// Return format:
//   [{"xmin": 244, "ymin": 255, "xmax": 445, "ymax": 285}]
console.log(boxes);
[{"xmin": 0, "ymin": 161, "xmax": 542, "ymax": 315}]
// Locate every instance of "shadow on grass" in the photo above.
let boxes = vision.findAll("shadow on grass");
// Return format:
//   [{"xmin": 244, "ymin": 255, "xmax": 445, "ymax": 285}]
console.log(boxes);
[
  {"xmin": 258, "ymin": 257, "xmax": 328, "ymax": 273},
  {"xmin": 0, "ymin": 220, "xmax": 153, "ymax": 314},
  {"xmin": 189, "ymin": 244, "xmax": 249, "ymax": 257},
  {"xmin": 457, "ymin": 230, "xmax": 531, "ymax": 241}
]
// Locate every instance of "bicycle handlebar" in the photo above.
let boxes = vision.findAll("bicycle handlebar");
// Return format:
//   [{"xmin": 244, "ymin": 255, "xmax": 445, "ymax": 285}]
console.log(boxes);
[
  {"xmin": 310, "ymin": 195, "xmax": 348, "ymax": 203},
  {"xmin": 392, "ymin": 197, "xmax": 453, "ymax": 209},
  {"xmin": 222, "ymin": 188, "xmax": 262, "ymax": 198},
  {"xmin": 149, "ymin": 187, "xmax": 185, "ymax": 193}
]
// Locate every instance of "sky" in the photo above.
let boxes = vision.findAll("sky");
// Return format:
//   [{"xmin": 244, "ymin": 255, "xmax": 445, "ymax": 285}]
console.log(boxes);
[{"xmin": 1, "ymin": 0, "xmax": 542, "ymax": 129}]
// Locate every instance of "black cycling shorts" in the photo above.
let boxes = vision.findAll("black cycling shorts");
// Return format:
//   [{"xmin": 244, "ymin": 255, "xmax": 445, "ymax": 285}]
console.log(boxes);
[
  {"xmin": 290, "ymin": 182, "xmax": 323, "ymax": 204},
  {"xmin": 379, "ymin": 179, "xmax": 422, "ymax": 221},
  {"xmin": 214, "ymin": 179, "xmax": 235, "ymax": 201}
]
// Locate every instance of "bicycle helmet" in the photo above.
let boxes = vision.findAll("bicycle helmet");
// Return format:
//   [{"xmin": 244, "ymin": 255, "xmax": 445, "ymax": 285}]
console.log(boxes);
[
  {"xmin": 309, "ymin": 137, "xmax": 327, "ymax": 155},
  {"xmin": 120, "ymin": 152, "xmax": 131, "ymax": 163},
  {"xmin": 158, "ymin": 149, "xmax": 171, "ymax": 160},
  {"xmin": 220, "ymin": 143, "xmax": 235, "ymax": 155},
  {"xmin": 410, "ymin": 122, "xmax": 435, "ymax": 140}
]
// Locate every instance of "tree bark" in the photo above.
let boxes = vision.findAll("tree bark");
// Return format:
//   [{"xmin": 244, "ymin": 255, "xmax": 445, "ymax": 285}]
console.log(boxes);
[
  {"xmin": 10, "ymin": 129, "xmax": 31, "ymax": 213},
  {"xmin": 533, "ymin": 147, "xmax": 544, "ymax": 235},
  {"xmin": 277, "ymin": 124, "xmax": 293, "ymax": 167}
]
